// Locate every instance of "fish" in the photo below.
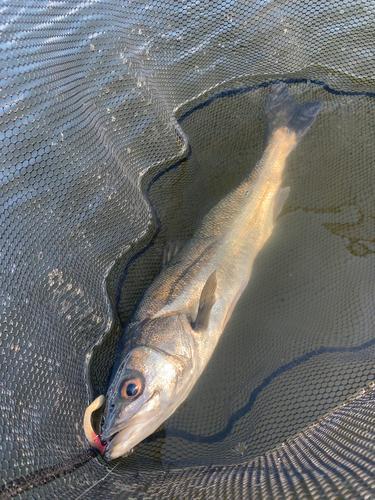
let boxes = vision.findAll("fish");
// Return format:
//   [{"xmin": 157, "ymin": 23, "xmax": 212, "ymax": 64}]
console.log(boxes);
[{"xmin": 83, "ymin": 85, "xmax": 322, "ymax": 460}]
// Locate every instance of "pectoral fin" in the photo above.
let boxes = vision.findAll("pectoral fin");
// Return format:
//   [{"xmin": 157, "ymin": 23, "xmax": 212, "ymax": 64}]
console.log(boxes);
[
  {"xmin": 273, "ymin": 186, "xmax": 290, "ymax": 222},
  {"xmin": 193, "ymin": 271, "xmax": 217, "ymax": 332}
]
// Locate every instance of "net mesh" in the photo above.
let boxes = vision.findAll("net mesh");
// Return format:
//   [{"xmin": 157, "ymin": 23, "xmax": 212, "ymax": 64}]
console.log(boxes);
[{"xmin": 1, "ymin": 0, "xmax": 375, "ymax": 498}]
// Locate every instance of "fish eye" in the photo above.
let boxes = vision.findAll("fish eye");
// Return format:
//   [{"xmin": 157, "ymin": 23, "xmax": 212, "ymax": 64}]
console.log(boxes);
[{"xmin": 120, "ymin": 377, "xmax": 143, "ymax": 399}]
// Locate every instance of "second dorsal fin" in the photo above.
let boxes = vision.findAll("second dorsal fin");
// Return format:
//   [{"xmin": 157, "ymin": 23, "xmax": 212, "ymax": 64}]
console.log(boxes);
[{"xmin": 162, "ymin": 240, "xmax": 186, "ymax": 266}]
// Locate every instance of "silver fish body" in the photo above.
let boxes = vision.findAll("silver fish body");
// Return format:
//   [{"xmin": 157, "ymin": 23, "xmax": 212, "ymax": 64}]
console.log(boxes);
[{"xmin": 85, "ymin": 86, "xmax": 322, "ymax": 460}]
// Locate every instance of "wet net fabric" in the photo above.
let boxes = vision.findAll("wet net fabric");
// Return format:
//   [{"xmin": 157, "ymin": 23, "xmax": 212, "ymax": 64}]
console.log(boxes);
[{"xmin": 1, "ymin": 0, "xmax": 375, "ymax": 498}]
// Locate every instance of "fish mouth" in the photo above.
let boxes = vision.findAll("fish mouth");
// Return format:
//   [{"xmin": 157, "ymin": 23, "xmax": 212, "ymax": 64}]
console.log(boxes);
[
  {"xmin": 84, "ymin": 393, "xmax": 164, "ymax": 460},
  {"xmin": 82, "ymin": 395, "xmax": 128, "ymax": 457},
  {"xmin": 83, "ymin": 400, "xmax": 126, "ymax": 458},
  {"xmin": 102, "ymin": 408, "xmax": 162, "ymax": 460},
  {"xmin": 103, "ymin": 424, "xmax": 142, "ymax": 460}
]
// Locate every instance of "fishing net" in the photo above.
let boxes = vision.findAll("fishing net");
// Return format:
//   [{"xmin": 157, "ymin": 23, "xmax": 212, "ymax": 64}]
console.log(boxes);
[{"xmin": 2, "ymin": 0, "xmax": 375, "ymax": 498}]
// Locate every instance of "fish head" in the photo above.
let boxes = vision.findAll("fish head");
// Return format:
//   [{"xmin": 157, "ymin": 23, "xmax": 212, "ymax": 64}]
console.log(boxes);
[{"xmin": 102, "ymin": 315, "xmax": 194, "ymax": 460}]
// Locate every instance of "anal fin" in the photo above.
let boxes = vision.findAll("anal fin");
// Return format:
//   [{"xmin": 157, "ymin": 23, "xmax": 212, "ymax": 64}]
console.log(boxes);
[
  {"xmin": 273, "ymin": 186, "xmax": 290, "ymax": 223},
  {"xmin": 193, "ymin": 271, "xmax": 217, "ymax": 332}
]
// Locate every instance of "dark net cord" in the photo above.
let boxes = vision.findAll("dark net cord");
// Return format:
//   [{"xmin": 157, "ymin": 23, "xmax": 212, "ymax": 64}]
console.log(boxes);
[
  {"xmin": 0, "ymin": 450, "xmax": 96, "ymax": 500},
  {"xmin": 2, "ymin": 382, "xmax": 375, "ymax": 499}
]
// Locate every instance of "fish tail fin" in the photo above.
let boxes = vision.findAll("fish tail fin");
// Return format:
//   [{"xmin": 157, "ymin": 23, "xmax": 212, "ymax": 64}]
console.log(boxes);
[{"xmin": 265, "ymin": 85, "xmax": 323, "ymax": 146}]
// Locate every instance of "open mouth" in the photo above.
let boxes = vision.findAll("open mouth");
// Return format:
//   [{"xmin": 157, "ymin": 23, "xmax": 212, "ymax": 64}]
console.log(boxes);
[
  {"xmin": 83, "ymin": 395, "xmax": 130, "ymax": 456},
  {"xmin": 84, "ymin": 391, "xmax": 163, "ymax": 459}
]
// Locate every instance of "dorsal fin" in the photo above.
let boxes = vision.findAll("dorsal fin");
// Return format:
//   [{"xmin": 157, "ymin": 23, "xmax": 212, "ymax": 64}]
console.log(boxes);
[
  {"xmin": 162, "ymin": 240, "xmax": 186, "ymax": 266},
  {"xmin": 193, "ymin": 271, "xmax": 217, "ymax": 332}
]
